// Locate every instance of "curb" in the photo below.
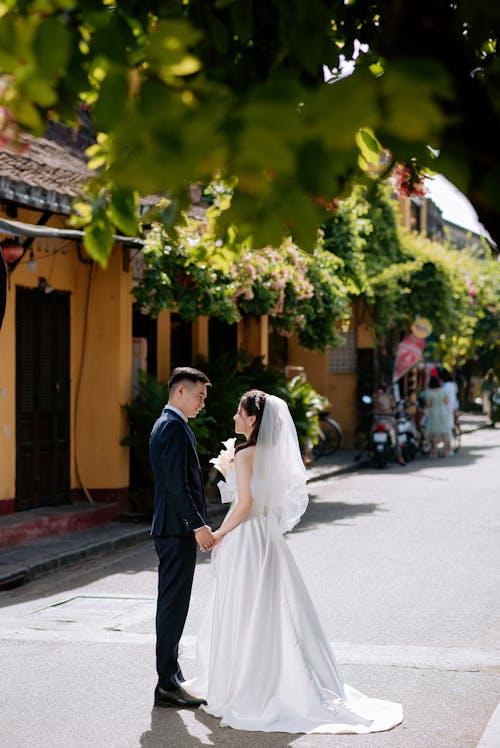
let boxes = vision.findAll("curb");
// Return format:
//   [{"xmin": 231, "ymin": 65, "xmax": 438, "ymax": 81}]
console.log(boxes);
[
  {"xmin": 0, "ymin": 501, "xmax": 122, "ymax": 549},
  {"xmin": 0, "ymin": 524, "xmax": 150, "ymax": 591}
]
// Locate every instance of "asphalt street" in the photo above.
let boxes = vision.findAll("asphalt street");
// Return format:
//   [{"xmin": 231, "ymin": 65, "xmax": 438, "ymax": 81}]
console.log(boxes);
[{"xmin": 0, "ymin": 426, "xmax": 499, "ymax": 748}]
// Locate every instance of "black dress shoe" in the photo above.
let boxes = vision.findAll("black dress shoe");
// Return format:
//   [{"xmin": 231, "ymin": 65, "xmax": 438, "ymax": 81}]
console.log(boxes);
[{"xmin": 154, "ymin": 685, "xmax": 207, "ymax": 709}]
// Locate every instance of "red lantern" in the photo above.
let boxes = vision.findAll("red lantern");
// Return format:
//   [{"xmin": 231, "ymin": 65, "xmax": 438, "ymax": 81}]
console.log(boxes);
[{"xmin": 1, "ymin": 238, "xmax": 24, "ymax": 264}]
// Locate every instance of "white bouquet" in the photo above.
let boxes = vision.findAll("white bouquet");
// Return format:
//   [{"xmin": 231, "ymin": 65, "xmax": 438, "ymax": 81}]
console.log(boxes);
[{"xmin": 209, "ymin": 437, "xmax": 236, "ymax": 480}]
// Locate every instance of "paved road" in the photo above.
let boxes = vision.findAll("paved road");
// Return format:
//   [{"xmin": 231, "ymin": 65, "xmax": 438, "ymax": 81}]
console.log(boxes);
[{"xmin": 1, "ymin": 427, "xmax": 499, "ymax": 748}]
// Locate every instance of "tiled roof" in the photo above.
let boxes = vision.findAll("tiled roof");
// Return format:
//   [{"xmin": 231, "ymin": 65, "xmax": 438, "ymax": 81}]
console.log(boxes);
[{"xmin": 0, "ymin": 120, "xmax": 93, "ymax": 212}]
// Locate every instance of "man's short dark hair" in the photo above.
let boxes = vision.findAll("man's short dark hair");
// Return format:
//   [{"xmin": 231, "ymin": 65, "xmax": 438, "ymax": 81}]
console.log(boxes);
[{"xmin": 168, "ymin": 366, "xmax": 211, "ymax": 391}]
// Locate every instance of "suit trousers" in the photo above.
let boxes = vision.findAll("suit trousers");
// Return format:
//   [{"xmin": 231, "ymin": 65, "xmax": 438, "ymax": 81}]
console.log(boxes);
[{"xmin": 154, "ymin": 535, "xmax": 197, "ymax": 689}]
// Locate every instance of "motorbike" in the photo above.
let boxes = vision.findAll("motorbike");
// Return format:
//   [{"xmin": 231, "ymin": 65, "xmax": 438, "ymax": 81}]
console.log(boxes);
[
  {"xmin": 370, "ymin": 415, "xmax": 396, "ymax": 468},
  {"xmin": 491, "ymin": 387, "xmax": 500, "ymax": 426},
  {"xmin": 396, "ymin": 399, "xmax": 419, "ymax": 462},
  {"xmin": 357, "ymin": 395, "xmax": 397, "ymax": 468}
]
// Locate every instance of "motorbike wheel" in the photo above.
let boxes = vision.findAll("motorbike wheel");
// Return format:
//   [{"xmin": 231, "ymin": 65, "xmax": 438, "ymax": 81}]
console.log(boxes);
[
  {"xmin": 312, "ymin": 432, "xmax": 326, "ymax": 459},
  {"xmin": 319, "ymin": 418, "xmax": 342, "ymax": 456},
  {"xmin": 375, "ymin": 449, "xmax": 387, "ymax": 469},
  {"xmin": 313, "ymin": 418, "xmax": 342, "ymax": 458},
  {"xmin": 419, "ymin": 436, "xmax": 432, "ymax": 456},
  {"xmin": 405, "ymin": 441, "xmax": 417, "ymax": 462}
]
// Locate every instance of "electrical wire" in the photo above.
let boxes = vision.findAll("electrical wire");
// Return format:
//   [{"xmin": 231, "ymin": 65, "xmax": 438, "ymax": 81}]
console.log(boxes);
[{"xmin": 73, "ymin": 261, "xmax": 95, "ymax": 504}]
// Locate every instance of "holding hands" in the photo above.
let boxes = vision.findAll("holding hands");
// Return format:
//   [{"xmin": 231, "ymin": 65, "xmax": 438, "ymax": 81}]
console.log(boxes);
[{"xmin": 195, "ymin": 526, "xmax": 220, "ymax": 552}]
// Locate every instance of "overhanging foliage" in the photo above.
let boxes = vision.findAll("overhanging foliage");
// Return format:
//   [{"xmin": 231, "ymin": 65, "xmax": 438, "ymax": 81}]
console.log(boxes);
[
  {"xmin": 0, "ymin": 2, "xmax": 499, "ymax": 263},
  {"xmin": 134, "ymin": 183, "xmax": 500, "ymax": 365}
]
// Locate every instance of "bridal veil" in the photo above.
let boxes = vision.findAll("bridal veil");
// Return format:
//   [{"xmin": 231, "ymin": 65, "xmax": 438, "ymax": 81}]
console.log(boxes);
[{"xmin": 250, "ymin": 394, "xmax": 309, "ymax": 533}]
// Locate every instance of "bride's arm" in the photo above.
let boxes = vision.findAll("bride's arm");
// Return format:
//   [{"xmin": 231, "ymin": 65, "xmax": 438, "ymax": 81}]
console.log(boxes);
[{"xmin": 213, "ymin": 448, "xmax": 254, "ymax": 540}]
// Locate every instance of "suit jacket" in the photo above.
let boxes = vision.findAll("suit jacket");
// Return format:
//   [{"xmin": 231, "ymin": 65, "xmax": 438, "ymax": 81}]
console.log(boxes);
[{"xmin": 149, "ymin": 407, "xmax": 208, "ymax": 537}]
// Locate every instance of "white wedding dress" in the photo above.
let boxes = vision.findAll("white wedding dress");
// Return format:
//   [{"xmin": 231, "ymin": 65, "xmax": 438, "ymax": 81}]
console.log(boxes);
[{"xmin": 186, "ymin": 466, "xmax": 403, "ymax": 734}]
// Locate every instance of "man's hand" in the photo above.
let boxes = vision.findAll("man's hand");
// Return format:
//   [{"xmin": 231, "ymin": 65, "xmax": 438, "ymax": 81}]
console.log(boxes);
[{"xmin": 195, "ymin": 526, "xmax": 214, "ymax": 552}]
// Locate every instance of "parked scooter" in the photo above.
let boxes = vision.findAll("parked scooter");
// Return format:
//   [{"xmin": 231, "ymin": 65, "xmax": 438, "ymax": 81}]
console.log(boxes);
[
  {"xmin": 370, "ymin": 415, "xmax": 397, "ymax": 468},
  {"xmin": 356, "ymin": 395, "xmax": 397, "ymax": 468},
  {"xmin": 396, "ymin": 399, "xmax": 419, "ymax": 462},
  {"xmin": 491, "ymin": 387, "xmax": 500, "ymax": 426}
]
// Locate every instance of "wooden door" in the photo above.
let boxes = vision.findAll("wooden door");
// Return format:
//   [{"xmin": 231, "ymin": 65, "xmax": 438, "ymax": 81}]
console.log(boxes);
[{"xmin": 16, "ymin": 288, "xmax": 70, "ymax": 510}]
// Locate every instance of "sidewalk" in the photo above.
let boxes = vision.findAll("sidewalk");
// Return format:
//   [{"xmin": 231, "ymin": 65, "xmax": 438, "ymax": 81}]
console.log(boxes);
[{"xmin": 0, "ymin": 413, "xmax": 489, "ymax": 591}]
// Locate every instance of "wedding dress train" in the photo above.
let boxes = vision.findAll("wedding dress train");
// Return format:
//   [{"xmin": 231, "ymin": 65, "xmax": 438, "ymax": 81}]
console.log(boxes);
[{"xmin": 186, "ymin": 469, "xmax": 403, "ymax": 734}]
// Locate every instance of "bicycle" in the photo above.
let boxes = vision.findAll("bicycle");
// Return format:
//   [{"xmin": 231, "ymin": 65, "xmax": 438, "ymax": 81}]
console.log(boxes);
[
  {"xmin": 450, "ymin": 412, "xmax": 461, "ymax": 454},
  {"xmin": 312, "ymin": 412, "xmax": 342, "ymax": 458}
]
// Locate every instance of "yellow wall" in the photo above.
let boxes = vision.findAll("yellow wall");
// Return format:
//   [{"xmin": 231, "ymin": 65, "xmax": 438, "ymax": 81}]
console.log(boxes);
[
  {"xmin": 237, "ymin": 314, "xmax": 269, "ymax": 363},
  {"xmin": 0, "ymin": 208, "xmax": 133, "ymax": 509},
  {"xmin": 287, "ymin": 307, "xmax": 376, "ymax": 449},
  {"xmin": 287, "ymin": 339, "xmax": 358, "ymax": 447},
  {"xmin": 325, "ymin": 374, "xmax": 358, "ymax": 448},
  {"xmin": 72, "ymin": 249, "xmax": 132, "ymax": 493},
  {"xmin": 287, "ymin": 339, "xmax": 327, "ymax": 393},
  {"xmin": 0, "ymin": 266, "xmax": 16, "ymax": 502},
  {"xmin": 192, "ymin": 316, "xmax": 209, "ymax": 360}
]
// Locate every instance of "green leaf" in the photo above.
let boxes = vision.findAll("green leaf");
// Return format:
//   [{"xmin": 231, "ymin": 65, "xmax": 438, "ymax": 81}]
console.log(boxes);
[
  {"xmin": 33, "ymin": 16, "xmax": 70, "ymax": 78},
  {"xmin": 21, "ymin": 76, "xmax": 58, "ymax": 107},
  {"xmin": 380, "ymin": 60, "xmax": 451, "ymax": 142},
  {"xmin": 356, "ymin": 128, "xmax": 382, "ymax": 165},
  {"xmin": 93, "ymin": 72, "xmax": 129, "ymax": 131},
  {"xmin": 89, "ymin": 15, "xmax": 133, "ymax": 65},
  {"xmin": 296, "ymin": 139, "xmax": 332, "ymax": 194},
  {"xmin": 11, "ymin": 97, "xmax": 43, "ymax": 131},
  {"xmin": 147, "ymin": 19, "xmax": 202, "ymax": 79},
  {"xmin": 109, "ymin": 189, "xmax": 139, "ymax": 236},
  {"xmin": 83, "ymin": 208, "xmax": 113, "ymax": 268}
]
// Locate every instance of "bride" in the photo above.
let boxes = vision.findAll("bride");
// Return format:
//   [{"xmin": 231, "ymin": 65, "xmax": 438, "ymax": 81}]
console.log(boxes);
[{"xmin": 186, "ymin": 390, "xmax": 403, "ymax": 734}]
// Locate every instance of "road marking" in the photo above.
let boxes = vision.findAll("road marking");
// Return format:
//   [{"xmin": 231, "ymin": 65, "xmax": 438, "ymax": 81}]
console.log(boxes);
[
  {"xmin": 476, "ymin": 702, "xmax": 500, "ymax": 748},
  {"xmin": 0, "ymin": 626, "xmax": 499, "ymax": 673}
]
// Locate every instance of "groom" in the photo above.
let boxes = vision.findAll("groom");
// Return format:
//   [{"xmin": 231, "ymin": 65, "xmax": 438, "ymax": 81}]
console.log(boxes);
[{"xmin": 149, "ymin": 366, "xmax": 214, "ymax": 708}]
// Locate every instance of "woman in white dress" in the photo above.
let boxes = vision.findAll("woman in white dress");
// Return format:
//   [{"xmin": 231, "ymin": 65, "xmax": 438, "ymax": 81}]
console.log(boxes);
[
  {"xmin": 440, "ymin": 368, "xmax": 459, "ymax": 443},
  {"xmin": 186, "ymin": 390, "xmax": 403, "ymax": 734}
]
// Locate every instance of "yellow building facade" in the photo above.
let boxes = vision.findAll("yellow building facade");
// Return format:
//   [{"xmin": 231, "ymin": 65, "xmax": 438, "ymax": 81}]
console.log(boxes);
[
  {"xmin": 152, "ymin": 306, "xmax": 374, "ymax": 450},
  {"xmin": 0, "ymin": 209, "xmax": 133, "ymax": 515}
]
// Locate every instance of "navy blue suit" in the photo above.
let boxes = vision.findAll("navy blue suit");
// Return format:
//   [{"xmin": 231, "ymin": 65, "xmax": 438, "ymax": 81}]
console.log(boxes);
[{"xmin": 149, "ymin": 407, "xmax": 208, "ymax": 689}]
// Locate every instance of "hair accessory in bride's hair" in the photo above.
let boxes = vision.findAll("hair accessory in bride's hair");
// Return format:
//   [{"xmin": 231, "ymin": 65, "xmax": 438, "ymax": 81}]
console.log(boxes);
[{"xmin": 254, "ymin": 392, "xmax": 262, "ymax": 410}]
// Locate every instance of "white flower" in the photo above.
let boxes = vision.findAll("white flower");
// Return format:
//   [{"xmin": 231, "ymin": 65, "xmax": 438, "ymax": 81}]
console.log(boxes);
[{"xmin": 209, "ymin": 437, "xmax": 236, "ymax": 479}]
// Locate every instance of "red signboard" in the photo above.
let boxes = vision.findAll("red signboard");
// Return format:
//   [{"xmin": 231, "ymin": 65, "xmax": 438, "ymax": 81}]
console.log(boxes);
[{"xmin": 393, "ymin": 334, "xmax": 425, "ymax": 381}]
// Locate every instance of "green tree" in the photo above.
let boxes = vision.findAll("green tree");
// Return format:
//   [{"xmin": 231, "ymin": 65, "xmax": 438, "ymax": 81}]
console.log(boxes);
[
  {"xmin": 321, "ymin": 184, "xmax": 500, "ymax": 368},
  {"xmin": 0, "ymin": 1, "xmax": 499, "ymax": 264}
]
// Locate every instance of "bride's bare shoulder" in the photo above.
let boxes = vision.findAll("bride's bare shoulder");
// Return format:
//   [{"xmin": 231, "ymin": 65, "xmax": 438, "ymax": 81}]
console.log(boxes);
[{"xmin": 235, "ymin": 445, "xmax": 256, "ymax": 467}]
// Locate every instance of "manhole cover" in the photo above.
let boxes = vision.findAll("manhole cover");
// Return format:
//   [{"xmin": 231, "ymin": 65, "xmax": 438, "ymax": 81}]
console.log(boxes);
[{"xmin": 29, "ymin": 595, "xmax": 155, "ymax": 631}]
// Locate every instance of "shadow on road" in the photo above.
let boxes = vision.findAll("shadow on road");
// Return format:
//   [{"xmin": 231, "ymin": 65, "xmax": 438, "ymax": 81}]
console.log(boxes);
[
  {"xmin": 356, "ymin": 442, "xmax": 496, "ymax": 477},
  {"xmin": 294, "ymin": 495, "xmax": 382, "ymax": 533},
  {"xmin": 140, "ymin": 706, "xmax": 299, "ymax": 748}
]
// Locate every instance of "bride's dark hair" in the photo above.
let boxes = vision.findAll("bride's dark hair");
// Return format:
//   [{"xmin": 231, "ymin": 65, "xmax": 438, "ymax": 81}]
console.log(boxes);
[{"xmin": 235, "ymin": 389, "xmax": 267, "ymax": 453}]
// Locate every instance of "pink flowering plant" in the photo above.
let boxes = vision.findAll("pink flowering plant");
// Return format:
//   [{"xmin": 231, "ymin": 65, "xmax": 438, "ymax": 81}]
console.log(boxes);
[
  {"xmin": 231, "ymin": 238, "xmax": 350, "ymax": 347},
  {"xmin": 391, "ymin": 161, "xmax": 428, "ymax": 198},
  {"xmin": 136, "ymin": 219, "xmax": 351, "ymax": 351}
]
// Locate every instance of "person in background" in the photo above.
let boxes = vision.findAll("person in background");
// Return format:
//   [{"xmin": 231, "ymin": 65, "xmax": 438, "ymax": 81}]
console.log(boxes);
[
  {"xmin": 480, "ymin": 369, "xmax": 498, "ymax": 423},
  {"xmin": 439, "ymin": 369, "xmax": 459, "ymax": 443},
  {"xmin": 423, "ymin": 375, "xmax": 450, "ymax": 458}
]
